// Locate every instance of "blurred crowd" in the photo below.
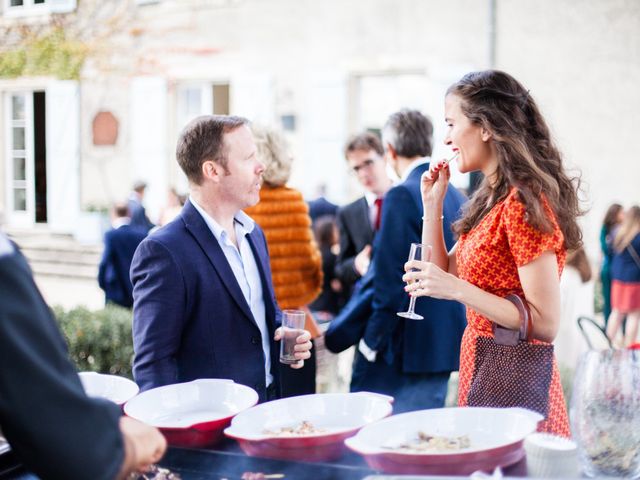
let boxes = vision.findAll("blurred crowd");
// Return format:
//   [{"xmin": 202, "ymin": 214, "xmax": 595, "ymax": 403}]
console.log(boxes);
[{"xmin": 4, "ymin": 68, "xmax": 640, "ymax": 478}]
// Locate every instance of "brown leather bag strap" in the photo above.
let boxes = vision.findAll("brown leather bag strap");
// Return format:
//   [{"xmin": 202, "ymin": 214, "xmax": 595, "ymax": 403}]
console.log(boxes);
[{"xmin": 505, "ymin": 294, "xmax": 533, "ymax": 342}]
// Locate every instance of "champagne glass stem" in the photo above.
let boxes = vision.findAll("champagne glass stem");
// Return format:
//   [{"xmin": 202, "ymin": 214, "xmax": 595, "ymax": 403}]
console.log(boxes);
[{"xmin": 407, "ymin": 295, "xmax": 417, "ymax": 315}]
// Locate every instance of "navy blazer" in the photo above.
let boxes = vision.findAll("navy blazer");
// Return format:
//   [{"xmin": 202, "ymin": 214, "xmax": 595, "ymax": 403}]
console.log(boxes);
[
  {"xmin": 363, "ymin": 162, "xmax": 468, "ymax": 374},
  {"xmin": 98, "ymin": 224, "xmax": 147, "ymax": 308},
  {"xmin": 324, "ymin": 263, "xmax": 375, "ymax": 353},
  {"xmin": 128, "ymin": 198, "xmax": 154, "ymax": 232},
  {"xmin": 130, "ymin": 200, "xmax": 281, "ymax": 401}
]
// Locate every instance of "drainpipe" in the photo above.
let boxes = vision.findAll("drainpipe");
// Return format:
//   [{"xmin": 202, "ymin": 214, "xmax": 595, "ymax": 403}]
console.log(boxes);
[
  {"xmin": 469, "ymin": 0, "xmax": 497, "ymax": 195},
  {"xmin": 488, "ymin": 0, "xmax": 497, "ymax": 68}
]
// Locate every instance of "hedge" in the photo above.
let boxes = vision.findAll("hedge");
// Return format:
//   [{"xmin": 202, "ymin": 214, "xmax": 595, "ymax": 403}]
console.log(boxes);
[{"xmin": 53, "ymin": 305, "xmax": 134, "ymax": 379}]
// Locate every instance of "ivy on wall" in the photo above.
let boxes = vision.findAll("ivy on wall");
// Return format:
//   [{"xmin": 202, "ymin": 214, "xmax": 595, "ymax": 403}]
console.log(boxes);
[{"xmin": 0, "ymin": 26, "xmax": 88, "ymax": 80}]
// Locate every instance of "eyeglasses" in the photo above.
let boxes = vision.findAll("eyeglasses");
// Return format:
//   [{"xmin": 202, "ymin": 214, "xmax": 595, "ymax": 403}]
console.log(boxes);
[{"xmin": 351, "ymin": 158, "xmax": 376, "ymax": 174}]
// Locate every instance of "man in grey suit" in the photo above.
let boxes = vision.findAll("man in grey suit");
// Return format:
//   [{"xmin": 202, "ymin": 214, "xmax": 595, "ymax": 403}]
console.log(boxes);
[{"xmin": 335, "ymin": 132, "xmax": 392, "ymax": 294}]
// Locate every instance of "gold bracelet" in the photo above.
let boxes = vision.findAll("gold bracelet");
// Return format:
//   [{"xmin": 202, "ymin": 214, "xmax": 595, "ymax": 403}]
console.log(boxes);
[{"xmin": 422, "ymin": 215, "xmax": 444, "ymax": 221}]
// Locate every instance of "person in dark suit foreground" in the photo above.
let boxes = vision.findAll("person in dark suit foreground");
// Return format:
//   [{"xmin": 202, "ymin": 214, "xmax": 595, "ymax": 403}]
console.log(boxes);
[
  {"xmin": 0, "ymin": 232, "xmax": 165, "ymax": 479},
  {"xmin": 354, "ymin": 110, "xmax": 467, "ymax": 412},
  {"xmin": 130, "ymin": 115, "xmax": 312, "ymax": 401},
  {"xmin": 335, "ymin": 132, "xmax": 393, "ymax": 294},
  {"xmin": 98, "ymin": 202, "xmax": 148, "ymax": 308}
]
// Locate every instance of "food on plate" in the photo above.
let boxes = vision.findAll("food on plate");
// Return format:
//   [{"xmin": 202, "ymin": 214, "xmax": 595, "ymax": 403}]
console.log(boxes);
[
  {"xmin": 241, "ymin": 472, "xmax": 285, "ymax": 480},
  {"xmin": 129, "ymin": 465, "xmax": 181, "ymax": 480},
  {"xmin": 263, "ymin": 420, "xmax": 326, "ymax": 436},
  {"xmin": 385, "ymin": 431, "xmax": 471, "ymax": 452}
]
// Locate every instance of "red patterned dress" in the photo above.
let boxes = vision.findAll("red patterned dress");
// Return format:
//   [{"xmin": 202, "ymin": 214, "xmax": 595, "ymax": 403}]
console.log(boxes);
[{"xmin": 455, "ymin": 188, "xmax": 571, "ymax": 437}]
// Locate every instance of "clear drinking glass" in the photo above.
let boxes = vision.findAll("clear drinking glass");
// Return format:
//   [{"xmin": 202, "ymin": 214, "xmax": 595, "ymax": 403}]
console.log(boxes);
[
  {"xmin": 397, "ymin": 243, "xmax": 430, "ymax": 320},
  {"xmin": 279, "ymin": 309, "xmax": 306, "ymax": 365},
  {"xmin": 570, "ymin": 349, "xmax": 640, "ymax": 478}
]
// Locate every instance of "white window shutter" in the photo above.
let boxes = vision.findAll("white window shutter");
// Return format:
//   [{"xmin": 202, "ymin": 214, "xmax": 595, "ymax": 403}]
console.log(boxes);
[
  {"xmin": 46, "ymin": 80, "xmax": 80, "ymax": 233},
  {"xmin": 298, "ymin": 71, "xmax": 348, "ymax": 200},
  {"xmin": 49, "ymin": 0, "xmax": 77, "ymax": 14},
  {"xmin": 130, "ymin": 76, "xmax": 168, "ymax": 223}
]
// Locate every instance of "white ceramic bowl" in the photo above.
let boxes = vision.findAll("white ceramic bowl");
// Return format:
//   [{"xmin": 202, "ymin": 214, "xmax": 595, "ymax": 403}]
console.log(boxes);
[
  {"xmin": 345, "ymin": 407, "xmax": 543, "ymax": 475},
  {"xmin": 525, "ymin": 433, "xmax": 579, "ymax": 478},
  {"xmin": 225, "ymin": 392, "xmax": 394, "ymax": 462},
  {"xmin": 78, "ymin": 371, "xmax": 139, "ymax": 405},
  {"xmin": 124, "ymin": 379, "xmax": 258, "ymax": 447}
]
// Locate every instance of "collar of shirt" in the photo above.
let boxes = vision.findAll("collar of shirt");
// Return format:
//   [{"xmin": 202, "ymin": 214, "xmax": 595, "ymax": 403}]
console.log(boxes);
[
  {"xmin": 398, "ymin": 157, "xmax": 431, "ymax": 183},
  {"xmin": 189, "ymin": 196, "xmax": 255, "ymax": 243},
  {"xmin": 112, "ymin": 218, "xmax": 131, "ymax": 229},
  {"xmin": 364, "ymin": 191, "xmax": 378, "ymax": 208}
]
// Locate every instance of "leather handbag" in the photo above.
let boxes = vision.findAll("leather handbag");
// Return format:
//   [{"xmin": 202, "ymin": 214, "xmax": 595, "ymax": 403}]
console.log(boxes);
[{"xmin": 467, "ymin": 294, "xmax": 555, "ymax": 417}]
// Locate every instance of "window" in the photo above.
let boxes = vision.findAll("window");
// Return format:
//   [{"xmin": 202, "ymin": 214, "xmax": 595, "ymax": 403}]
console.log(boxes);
[
  {"xmin": 3, "ymin": 0, "xmax": 76, "ymax": 16},
  {"xmin": 176, "ymin": 82, "xmax": 230, "ymax": 130},
  {"xmin": 280, "ymin": 114, "xmax": 296, "ymax": 132},
  {"xmin": 6, "ymin": 93, "xmax": 30, "ymax": 214}
]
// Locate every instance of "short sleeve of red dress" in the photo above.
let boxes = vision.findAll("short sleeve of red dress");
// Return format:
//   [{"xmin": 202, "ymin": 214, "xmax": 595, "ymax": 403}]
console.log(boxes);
[{"xmin": 501, "ymin": 190, "xmax": 566, "ymax": 273}]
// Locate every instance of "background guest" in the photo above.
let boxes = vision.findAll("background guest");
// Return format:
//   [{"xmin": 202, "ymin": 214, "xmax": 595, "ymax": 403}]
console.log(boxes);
[
  {"xmin": 128, "ymin": 180, "xmax": 154, "ymax": 232},
  {"xmin": 355, "ymin": 109, "xmax": 467, "ymax": 412},
  {"xmin": 244, "ymin": 124, "xmax": 323, "ymax": 396},
  {"xmin": 309, "ymin": 215, "xmax": 346, "ymax": 321},
  {"xmin": 599, "ymin": 203, "xmax": 624, "ymax": 323},
  {"xmin": 98, "ymin": 202, "xmax": 148, "ymax": 308},
  {"xmin": 336, "ymin": 132, "xmax": 393, "ymax": 295},
  {"xmin": 607, "ymin": 205, "xmax": 640, "ymax": 347},
  {"xmin": 307, "ymin": 184, "xmax": 338, "ymax": 224}
]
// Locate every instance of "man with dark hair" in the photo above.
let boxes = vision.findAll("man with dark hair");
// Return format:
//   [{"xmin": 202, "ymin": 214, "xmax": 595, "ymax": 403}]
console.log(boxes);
[
  {"xmin": 353, "ymin": 109, "xmax": 467, "ymax": 412},
  {"xmin": 131, "ymin": 115, "xmax": 312, "ymax": 401},
  {"xmin": 98, "ymin": 202, "xmax": 148, "ymax": 308},
  {"xmin": 335, "ymin": 132, "xmax": 392, "ymax": 293}
]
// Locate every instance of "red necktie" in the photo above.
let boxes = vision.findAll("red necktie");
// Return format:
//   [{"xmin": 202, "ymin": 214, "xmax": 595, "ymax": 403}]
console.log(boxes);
[{"xmin": 374, "ymin": 197, "xmax": 383, "ymax": 231}]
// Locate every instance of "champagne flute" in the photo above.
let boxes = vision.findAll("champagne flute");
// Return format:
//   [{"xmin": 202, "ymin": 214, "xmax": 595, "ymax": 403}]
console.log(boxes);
[{"xmin": 397, "ymin": 242, "xmax": 430, "ymax": 320}]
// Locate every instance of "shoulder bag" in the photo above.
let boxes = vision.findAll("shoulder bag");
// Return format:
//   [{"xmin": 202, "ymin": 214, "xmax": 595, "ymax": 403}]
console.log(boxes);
[{"xmin": 466, "ymin": 294, "xmax": 555, "ymax": 418}]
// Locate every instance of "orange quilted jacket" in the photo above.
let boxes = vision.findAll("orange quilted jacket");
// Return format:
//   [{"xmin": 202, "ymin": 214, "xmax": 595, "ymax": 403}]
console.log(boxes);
[{"xmin": 244, "ymin": 186, "xmax": 323, "ymax": 311}]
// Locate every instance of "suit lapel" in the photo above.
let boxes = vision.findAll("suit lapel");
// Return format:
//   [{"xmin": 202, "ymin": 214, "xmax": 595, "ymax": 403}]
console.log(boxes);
[
  {"xmin": 246, "ymin": 232, "xmax": 278, "ymax": 333},
  {"xmin": 355, "ymin": 197, "xmax": 374, "ymax": 241},
  {"xmin": 181, "ymin": 201, "xmax": 256, "ymax": 326}
]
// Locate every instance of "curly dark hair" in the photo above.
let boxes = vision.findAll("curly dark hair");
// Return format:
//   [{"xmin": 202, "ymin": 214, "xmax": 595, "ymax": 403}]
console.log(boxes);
[{"xmin": 447, "ymin": 70, "xmax": 583, "ymax": 250}]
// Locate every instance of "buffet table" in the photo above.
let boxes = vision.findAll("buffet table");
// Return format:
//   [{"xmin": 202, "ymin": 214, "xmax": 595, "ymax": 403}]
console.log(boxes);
[
  {"xmin": 158, "ymin": 439, "xmax": 375, "ymax": 479},
  {"xmin": 158, "ymin": 438, "xmax": 527, "ymax": 480}
]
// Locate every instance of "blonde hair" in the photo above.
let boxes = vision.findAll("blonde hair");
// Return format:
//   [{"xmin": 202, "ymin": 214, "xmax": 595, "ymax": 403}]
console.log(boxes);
[
  {"xmin": 251, "ymin": 124, "xmax": 293, "ymax": 188},
  {"xmin": 613, "ymin": 205, "xmax": 640, "ymax": 252}
]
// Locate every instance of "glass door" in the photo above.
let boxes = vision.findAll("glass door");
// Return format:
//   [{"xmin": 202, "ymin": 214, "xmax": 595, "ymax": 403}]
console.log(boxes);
[{"xmin": 5, "ymin": 92, "xmax": 35, "ymax": 227}]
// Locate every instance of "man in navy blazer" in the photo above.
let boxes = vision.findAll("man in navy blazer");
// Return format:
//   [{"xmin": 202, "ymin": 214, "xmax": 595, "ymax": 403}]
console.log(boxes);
[
  {"xmin": 98, "ymin": 202, "xmax": 148, "ymax": 308},
  {"xmin": 130, "ymin": 115, "xmax": 312, "ymax": 402},
  {"xmin": 355, "ymin": 110, "xmax": 467, "ymax": 412}
]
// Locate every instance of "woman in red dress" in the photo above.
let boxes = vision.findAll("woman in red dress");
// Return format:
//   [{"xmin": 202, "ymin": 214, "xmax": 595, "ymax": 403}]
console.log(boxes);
[{"xmin": 403, "ymin": 70, "xmax": 582, "ymax": 437}]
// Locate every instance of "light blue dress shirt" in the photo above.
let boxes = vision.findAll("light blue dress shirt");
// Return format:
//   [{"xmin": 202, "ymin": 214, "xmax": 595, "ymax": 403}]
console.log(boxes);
[{"xmin": 190, "ymin": 197, "xmax": 273, "ymax": 387}]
